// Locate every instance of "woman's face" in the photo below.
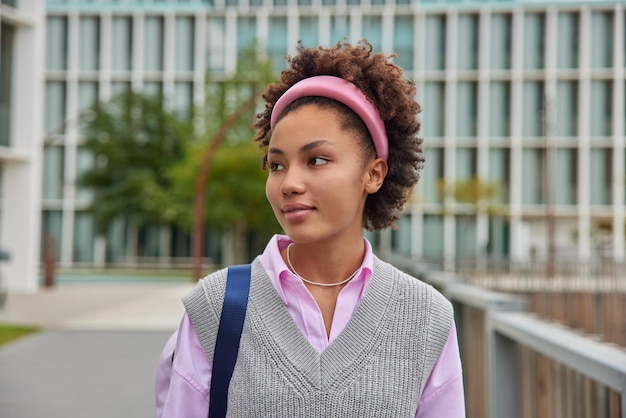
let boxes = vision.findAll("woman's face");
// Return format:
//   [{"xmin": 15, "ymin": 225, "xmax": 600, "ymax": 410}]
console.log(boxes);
[{"xmin": 265, "ymin": 104, "xmax": 385, "ymax": 246}]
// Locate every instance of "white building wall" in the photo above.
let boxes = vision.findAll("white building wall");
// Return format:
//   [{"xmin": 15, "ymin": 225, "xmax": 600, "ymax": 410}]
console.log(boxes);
[{"xmin": 1, "ymin": 0, "xmax": 46, "ymax": 291}]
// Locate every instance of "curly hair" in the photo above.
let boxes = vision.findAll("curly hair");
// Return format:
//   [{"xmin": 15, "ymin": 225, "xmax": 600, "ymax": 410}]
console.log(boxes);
[{"xmin": 252, "ymin": 40, "xmax": 423, "ymax": 231}]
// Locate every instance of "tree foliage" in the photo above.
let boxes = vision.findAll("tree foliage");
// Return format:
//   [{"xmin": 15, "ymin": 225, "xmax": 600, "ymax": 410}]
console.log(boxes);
[
  {"xmin": 77, "ymin": 45, "xmax": 281, "ymax": 253},
  {"xmin": 77, "ymin": 91, "xmax": 191, "ymax": 234}
]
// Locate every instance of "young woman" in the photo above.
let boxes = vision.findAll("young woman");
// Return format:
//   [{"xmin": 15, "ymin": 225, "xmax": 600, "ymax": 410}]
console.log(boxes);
[{"xmin": 156, "ymin": 41, "xmax": 465, "ymax": 417}]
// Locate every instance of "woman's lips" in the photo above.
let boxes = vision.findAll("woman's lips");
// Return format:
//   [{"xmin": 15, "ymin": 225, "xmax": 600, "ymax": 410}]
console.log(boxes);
[{"xmin": 281, "ymin": 204, "xmax": 314, "ymax": 222}]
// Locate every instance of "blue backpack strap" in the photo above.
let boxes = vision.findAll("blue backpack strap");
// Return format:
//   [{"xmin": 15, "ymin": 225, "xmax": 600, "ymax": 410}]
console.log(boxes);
[{"xmin": 209, "ymin": 264, "xmax": 251, "ymax": 418}]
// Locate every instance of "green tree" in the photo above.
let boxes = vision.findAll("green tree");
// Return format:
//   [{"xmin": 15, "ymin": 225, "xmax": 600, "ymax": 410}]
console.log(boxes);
[
  {"xmin": 77, "ymin": 91, "xmax": 191, "ymax": 234},
  {"xmin": 78, "ymin": 45, "xmax": 279, "ymax": 275}
]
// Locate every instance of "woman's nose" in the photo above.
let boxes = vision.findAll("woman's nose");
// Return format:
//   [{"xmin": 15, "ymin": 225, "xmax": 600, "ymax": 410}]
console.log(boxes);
[{"xmin": 280, "ymin": 167, "xmax": 306, "ymax": 196}]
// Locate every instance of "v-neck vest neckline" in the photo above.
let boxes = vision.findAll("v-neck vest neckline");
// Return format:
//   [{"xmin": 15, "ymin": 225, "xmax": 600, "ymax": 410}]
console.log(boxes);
[{"xmin": 246, "ymin": 257, "xmax": 395, "ymax": 390}]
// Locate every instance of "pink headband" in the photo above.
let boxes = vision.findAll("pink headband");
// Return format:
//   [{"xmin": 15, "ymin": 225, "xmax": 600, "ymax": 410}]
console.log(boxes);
[{"xmin": 270, "ymin": 75, "xmax": 388, "ymax": 160}]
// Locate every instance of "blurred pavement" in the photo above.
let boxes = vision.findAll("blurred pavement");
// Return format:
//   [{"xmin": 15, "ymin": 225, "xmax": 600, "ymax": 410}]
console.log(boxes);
[{"xmin": 0, "ymin": 281, "xmax": 196, "ymax": 418}]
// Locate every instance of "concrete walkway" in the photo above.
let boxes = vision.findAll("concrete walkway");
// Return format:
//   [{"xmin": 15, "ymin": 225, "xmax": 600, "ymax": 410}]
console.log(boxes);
[{"xmin": 0, "ymin": 281, "xmax": 196, "ymax": 418}]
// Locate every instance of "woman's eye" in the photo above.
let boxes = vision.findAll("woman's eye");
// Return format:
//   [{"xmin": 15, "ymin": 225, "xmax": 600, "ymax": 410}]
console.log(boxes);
[
  {"xmin": 268, "ymin": 162, "xmax": 284, "ymax": 172},
  {"xmin": 310, "ymin": 157, "xmax": 328, "ymax": 167}
]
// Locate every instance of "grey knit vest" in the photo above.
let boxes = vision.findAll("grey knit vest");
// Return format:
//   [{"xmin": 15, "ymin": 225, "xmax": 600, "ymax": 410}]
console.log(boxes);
[{"xmin": 183, "ymin": 257, "xmax": 453, "ymax": 417}]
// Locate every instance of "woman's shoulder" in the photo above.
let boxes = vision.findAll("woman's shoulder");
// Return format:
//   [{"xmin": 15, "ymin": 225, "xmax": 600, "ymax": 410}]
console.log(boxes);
[{"xmin": 373, "ymin": 257, "xmax": 453, "ymax": 316}]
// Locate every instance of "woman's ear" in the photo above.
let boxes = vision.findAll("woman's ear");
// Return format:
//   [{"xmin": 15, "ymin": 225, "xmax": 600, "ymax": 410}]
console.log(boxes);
[{"xmin": 365, "ymin": 158, "xmax": 388, "ymax": 194}]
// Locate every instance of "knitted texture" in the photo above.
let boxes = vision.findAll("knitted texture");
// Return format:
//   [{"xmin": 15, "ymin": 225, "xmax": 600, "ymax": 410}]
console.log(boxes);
[{"xmin": 183, "ymin": 257, "xmax": 453, "ymax": 418}]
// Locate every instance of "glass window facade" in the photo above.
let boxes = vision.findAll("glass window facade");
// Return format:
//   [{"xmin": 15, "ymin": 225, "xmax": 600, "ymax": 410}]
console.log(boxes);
[
  {"xmin": 590, "ymin": 80, "xmax": 612, "ymax": 137},
  {"xmin": 423, "ymin": 81, "xmax": 445, "ymax": 137},
  {"xmin": 490, "ymin": 14, "xmax": 511, "ymax": 70},
  {"xmin": 268, "ymin": 16, "xmax": 288, "ymax": 72},
  {"xmin": 175, "ymin": 17, "xmax": 195, "ymax": 72},
  {"xmin": 423, "ymin": 215, "xmax": 444, "ymax": 260},
  {"xmin": 362, "ymin": 15, "xmax": 382, "ymax": 52},
  {"xmin": 522, "ymin": 81, "xmax": 544, "ymax": 137},
  {"xmin": 144, "ymin": 17, "xmax": 164, "ymax": 72},
  {"xmin": 457, "ymin": 81, "xmax": 478, "ymax": 137},
  {"xmin": 425, "ymin": 15, "xmax": 446, "ymax": 71},
  {"xmin": 522, "ymin": 148, "xmax": 544, "ymax": 205},
  {"xmin": 393, "ymin": 15, "xmax": 414, "ymax": 71},
  {"xmin": 46, "ymin": 16, "xmax": 68, "ymax": 71},
  {"xmin": 206, "ymin": 17, "xmax": 225, "ymax": 73},
  {"xmin": 557, "ymin": 12, "xmax": 579, "ymax": 69},
  {"xmin": 422, "ymin": 147, "xmax": 444, "ymax": 204},
  {"xmin": 45, "ymin": 81, "xmax": 66, "ymax": 135},
  {"xmin": 79, "ymin": 17, "xmax": 100, "ymax": 71},
  {"xmin": 523, "ymin": 13, "xmax": 545, "ymax": 70},
  {"xmin": 590, "ymin": 12, "xmax": 613, "ymax": 69},
  {"xmin": 554, "ymin": 148, "xmax": 577, "ymax": 205},
  {"xmin": 0, "ymin": 23, "xmax": 13, "ymax": 147},
  {"xmin": 489, "ymin": 81, "xmax": 510, "ymax": 137},
  {"xmin": 112, "ymin": 16, "xmax": 133, "ymax": 71},
  {"xmin": 456, "ymin": 147, "xmax": 477, "ymax": 179},
  {"xmin": 42, "ymin": 146, "xmax": 65, "ymax": 200},
  {"xmin": 589, "ymin": 148, "xmax": 612, "ymax": 205},
  {"xmin": 488, "ymin": 148, "xmax": 510, "ymax": 203},
  {"xmin": 299, "ymin": 16, "xmax": 319, "ymax": 48},
  {"xmin": 556, "ymin": 81, "xmax": 578, "ymax": 137},
  {"xmin": 457, "ymin": 14, "xmax": 478, "ymax": 71},
  {"xmin": 73, "ymin": 212, "xmax": 95, "ymax": 263}
]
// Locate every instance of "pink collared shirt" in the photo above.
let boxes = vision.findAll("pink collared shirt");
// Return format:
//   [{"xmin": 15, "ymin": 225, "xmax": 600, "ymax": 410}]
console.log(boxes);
[{"xmin": 156, "ymin": 235, "xmax": 465, "ymax": 417}]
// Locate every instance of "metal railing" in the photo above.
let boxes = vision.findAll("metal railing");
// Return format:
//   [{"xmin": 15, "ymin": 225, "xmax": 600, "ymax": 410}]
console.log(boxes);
[{"xmin": 389, "ymin": 255, "xmax": 626, "ymax": 418}]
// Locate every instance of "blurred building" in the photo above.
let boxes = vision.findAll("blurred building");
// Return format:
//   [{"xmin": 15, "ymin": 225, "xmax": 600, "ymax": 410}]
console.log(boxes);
[
  {"xmin": 7, "ymin": 0, "xmax": 625, "ymax": 288},
  {"xmin": 0, "ymin": 0, "xmax": 45, "ymax": 291}
]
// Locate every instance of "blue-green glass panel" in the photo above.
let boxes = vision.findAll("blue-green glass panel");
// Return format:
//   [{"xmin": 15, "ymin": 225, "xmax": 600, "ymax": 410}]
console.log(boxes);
[
  {"xmin": 74, "ymin": 212, "xmax": 95, "ymax": 263},
  {"xmin": 393, "ymin": 15, "xmax": 414, "ymax": 71},
  {"xmin": 299, "ymin": 16, "xmax": 318, "ymax": 48}
]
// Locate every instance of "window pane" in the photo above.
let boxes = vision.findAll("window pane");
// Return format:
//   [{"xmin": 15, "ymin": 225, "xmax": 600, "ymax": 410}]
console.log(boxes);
[
  {"xmin": 175, "ymin": 17, "xmax": 195, "ymax": 72},
  {"xmin": 590, "ymin": 80, "xmax": 612, "ymax": 137},
  {"xmin": 590, "ymin": 12, "xmax": 613, "ymax": 68},
  {"xmin": 268, "ymin": 16, "xmax": 288, "ymax": 73},
  {"xmin": 456, "ymin": 215, "xmax": 477, "ymax": 259},
  {"xmin": 457, "ymin": 81, "xmax": 477, "ymax": 137},
  {"xmin": 78, "ymin": 81, "xmax": 98, "ymax": 117},
  {"xmin": 330, "ymin": 15, "xmax": 349, "ymax": 44},
  {"xmin": 425, "ymin": 15, "xmax": 446, "ymax": 71},
  {"xmin": 45, "ymin": 81, "xmax": 66, "ymax": 135},
  {"xmin": 74, "ymin": 212, "xmax": 95, "ymax": 263},
  {"xmin": 362, "ymin": 15, "xmax": 382, "ymax": 52},
  {"xmin": 392, "ymin": 214, "xmax": 412, "ymax": 257},
  {"xmin": 112, "ymin": 17, "xmax": 133, "ymax": 71},
  {"xmin": 489, "ymin": 148, "xmax": 510, "ymax": 203},
  {"xmin": 556, "ymin": 81, "xmax": 578, "ymax": 136},
  {"xmin": 489, "ymin": 81, "xmax": 510, "ymax": 136},
  {"xmin": 79, "ymin": 17, "xmax": 100, "ymax": 71},
  {"xmin": 589, "ymin": 148, "xmax": 612, "ymax": 205},
  {"xmin": 524, "ymin": 13, "xmax": 545, "ymax": 70},
  {"xmin": 42, "ymin": 146, "xmax": 65, "ymax": 200},
  {"xmin": 554, "ymin": 148, "xmax": 577, "ymax": 205},
  {"xmin": 522, "ymin": 148, "xmax": 544, "ymax": 204},
  {"xmin": 422, "ymin": 147, "xmax": 443, "ymax": 203},
  {"xmin": 423, "ymin": 215, "xmax": 444, "ymax": 259},
  {"xmin": 456, "ymin": 147, "xmax": 476, "ymax": 180},
  {"xmin": 393, "ymin": 15, "xmax": 414, "ymax": 71},
  {"xmin": 557, "ymin": 12, "xmax": 579, "ymax": 69},
  {"xmin": 299, "ymin": 16, "xmax": 318, "ymax": 48},
  {"xmin": 490, "ymin": 14, "xmax": 512, "ymax": 70},
  {"xmin": 457, "ymin": 14, "xmax": 478, "ymax": 71},
  {"xmin": 206, "ymin": 17, "xmax": 225, "ymax": 73},
  {"xmin": 46, "ymin": 16, "xmax": 68, "ymax": 71},
  {"xmin": 0, "ymin": 23, "xmax": 14, "ymax": 146},
  {"xmin": 144, "ymin": 17, "xmax": 164, "ymax": 72},
  {"xmin": 42, "ymin": 211, "xmax": 63, "ymax": 262},
  {"xmin": 522, "ymin": 81, "xmax": 544, "ymax": 137},
  {"xmin": 237, "ymin": 16, "xmax": 256, "ymax": 60},
  {"xmin": 174, "ymin": 82, "xmax": 193, "ymax": 119},
  {"xmin": 106, "ymin": 218, "xmax": 127, "ymax": 263},
  {"xmin": 423, "ymin": 81, "xmax": 445, "ymax": 137},
  {"xmin": 75, "ymin": 147, "xmax": 94, "ymax": 202}
]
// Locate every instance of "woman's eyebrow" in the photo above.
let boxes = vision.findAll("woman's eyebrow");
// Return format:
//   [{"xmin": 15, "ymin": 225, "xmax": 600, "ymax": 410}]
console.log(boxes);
[{"xmin": 268, "ymin": 140, "xmax": 333, "ymax": 157}]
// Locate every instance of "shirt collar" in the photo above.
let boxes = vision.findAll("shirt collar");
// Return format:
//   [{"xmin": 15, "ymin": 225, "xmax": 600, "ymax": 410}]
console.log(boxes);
[{"xmin": 259, "ymin": 234, "xmax": 375, "ymax": 306}]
